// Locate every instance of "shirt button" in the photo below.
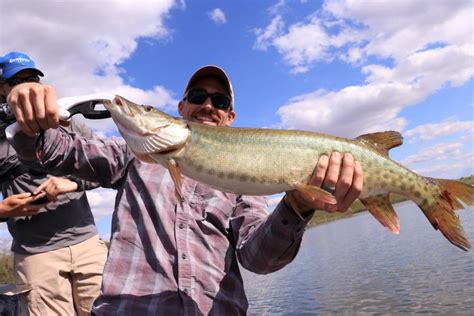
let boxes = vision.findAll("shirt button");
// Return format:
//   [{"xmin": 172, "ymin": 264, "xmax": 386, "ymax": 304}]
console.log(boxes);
[
  {"xmin": 183, "ymin": 288, "xmax": 188, "ymax": 295},
  {"xmin": 179, "ymin": 223, "xmax": 185, "ymax": 229},
  {"xmin": 182, "ymin": 253, "xmax": 187, "ymax": 259}
]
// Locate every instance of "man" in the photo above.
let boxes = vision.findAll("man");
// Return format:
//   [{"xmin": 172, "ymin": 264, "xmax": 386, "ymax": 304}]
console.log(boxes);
[
  {"xmin": 0, "ymin": 51, "xmax": 108, "ymax": 316},
  {"xmin": 7, "ymin": 64, "xmax": 363, "ymax": 315}
]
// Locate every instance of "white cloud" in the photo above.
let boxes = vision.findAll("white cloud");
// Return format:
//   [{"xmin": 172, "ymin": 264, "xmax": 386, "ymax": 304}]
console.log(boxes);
[
  {"xmin": 254, "ymin": 0, "xmax": 473, "ymax": 73},
  {"xmin": 254, "ymin": 16, "xmax": 285, "ymax": 50},
  {"xmin": 362, "ymin": 44, "xmax": 474, "ymax": 87},
  {"xmin": 272, "ymin": 18, "xmax": 331, "ymax": 74},
  {"xmin": 411, "ymin": 160, "xmax": 474, "ymax": 179},
  {"xmin": 325, "ymin": 0, "xmax": 472, "ymax": 64},
  {"xmin": 86, "ymin": 188, "xmax": 118, "ymax": 221},
  {"xmin": 401, "ymin": 142, "xmax": 464, "ymax": 165},
  {"xmin": 405, "ymin": 119, "xmax": 474, "ymax": 143},
  {"xmin": 0, "ymin": 0, "xmax": 179, "ymax": 133},
  {"xmin": 208, "ymin": 8, "xmax": 227, "ymax": 25},
  {"xmin": 254, "ymin": 1, "xmax": 473, "ymax": 141},
  {"xmin": 0, "ymin": 223, "xmax": 12, "ymax": 253},
  {"xmin": 399, "ymin": 140, "xmax": 474, "ymax": 178},
  {"xmin": 267, "ymin": 193, "xmax": 284, "ymax": 211},
  {"xmin": 268, "ymin": 0, "xmax": 287, "ymax": 16},
  {"xmin": 277, "ymin": 82, "xmax": 413, "ymax": 137}
]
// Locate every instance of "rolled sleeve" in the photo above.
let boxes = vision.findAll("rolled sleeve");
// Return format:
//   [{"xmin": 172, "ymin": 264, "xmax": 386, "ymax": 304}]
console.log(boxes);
[
  {"xmin": 234, "ymin": 197, "xmax": 314, "ymax": 275},
  {"xmin": 267, "ymin": 199, "xmax": 315, "ymax": 241}
]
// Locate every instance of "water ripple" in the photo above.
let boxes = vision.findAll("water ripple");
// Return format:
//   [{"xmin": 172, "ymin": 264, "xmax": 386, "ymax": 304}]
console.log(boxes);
[{"xmin": 243, "ymin": 204, "xmax": 474, "ymax": 314}]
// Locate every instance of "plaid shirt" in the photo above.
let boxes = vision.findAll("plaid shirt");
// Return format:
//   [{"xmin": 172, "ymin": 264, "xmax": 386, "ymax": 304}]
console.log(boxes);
[{"xmin": 11, "ymin": 127, "xmax": 313, "ymax": 315}]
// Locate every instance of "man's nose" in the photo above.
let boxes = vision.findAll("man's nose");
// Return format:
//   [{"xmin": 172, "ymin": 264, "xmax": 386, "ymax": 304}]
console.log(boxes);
[{"xmin": 201, "ymin": 97, "xmax": 213, "ymax": 109}]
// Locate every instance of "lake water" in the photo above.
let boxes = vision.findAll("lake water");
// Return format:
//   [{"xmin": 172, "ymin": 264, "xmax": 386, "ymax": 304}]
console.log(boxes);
[{"xmin": 242, "ymin": 202, "xmax": 474, "ymax": 314}]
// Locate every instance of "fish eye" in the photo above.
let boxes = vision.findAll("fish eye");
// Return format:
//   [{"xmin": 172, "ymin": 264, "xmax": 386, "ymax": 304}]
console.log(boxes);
[{"xmin": 144, "ymin": 106, "xmax": 153, "ymax": 112}]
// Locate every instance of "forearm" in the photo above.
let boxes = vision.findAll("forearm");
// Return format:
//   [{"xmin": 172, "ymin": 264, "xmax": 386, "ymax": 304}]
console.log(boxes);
[
  {"xmin": 0, "ymin": 202, "xmax": 8, "ymax": 218},
  {"xmin": 234, "ymin": 197, "xmax": 314, "ymax": 274},
  {"xmin": 9, "ymin": 128, "xmax": 130, "ymax": 189},
  {"xmin": 66, "ymin": 176, "xmax": 100, "ymax": 191}
]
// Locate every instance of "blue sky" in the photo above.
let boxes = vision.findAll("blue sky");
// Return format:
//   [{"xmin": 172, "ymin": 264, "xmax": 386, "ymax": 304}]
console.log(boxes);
[{"xmin": 0, "ymin": 0, "xmax": 473, "ymax": 245}]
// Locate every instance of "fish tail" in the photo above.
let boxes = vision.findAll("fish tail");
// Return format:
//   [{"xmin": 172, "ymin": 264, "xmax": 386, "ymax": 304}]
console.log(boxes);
[{"xmin": 418, "ymin": 178, "xmax": 473, "ymax": 251}]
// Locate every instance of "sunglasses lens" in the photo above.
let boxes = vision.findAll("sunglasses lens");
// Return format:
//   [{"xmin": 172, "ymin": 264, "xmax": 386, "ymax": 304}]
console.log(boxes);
[
  {"xmin": 187, "ymin": 89, "xmax": 208, "ymax": 105},
  {"xmin": 211, "ymin": 95, "xmax": 231, "ymax": 110}
]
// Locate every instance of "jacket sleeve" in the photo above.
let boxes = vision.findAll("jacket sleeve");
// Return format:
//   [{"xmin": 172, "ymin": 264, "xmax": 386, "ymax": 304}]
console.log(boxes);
[
  {"xmin": 231, "ymin": 195, "xmax": 315, "ymax": 274},
  {"xmin": 9, "ymin": 127, "xmax": 133, "ymax": 189}
]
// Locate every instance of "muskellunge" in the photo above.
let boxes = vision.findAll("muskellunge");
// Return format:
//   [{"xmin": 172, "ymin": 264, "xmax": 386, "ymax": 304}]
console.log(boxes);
[{"xmin": 103, "ymin": 95, "xmax": 473, "ymax": 251}]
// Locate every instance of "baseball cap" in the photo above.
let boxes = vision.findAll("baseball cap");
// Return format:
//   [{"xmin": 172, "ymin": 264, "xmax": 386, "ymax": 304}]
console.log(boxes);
[
  {"xmin": 0, "ymin": 51, "xmax": 44, "ymax": 79},
  {"xmin": 183, "ymin": 65, "xmax": 234, "ymax": 109}
]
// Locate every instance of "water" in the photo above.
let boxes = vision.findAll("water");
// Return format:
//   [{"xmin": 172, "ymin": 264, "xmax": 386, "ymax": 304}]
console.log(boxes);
[{"xmin": 242, "ymin": 202, "xmax": 474, "ymax": 314}]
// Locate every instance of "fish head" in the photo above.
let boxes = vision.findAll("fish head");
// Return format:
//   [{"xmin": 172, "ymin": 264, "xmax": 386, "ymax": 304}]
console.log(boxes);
[{"xmin": 104, "ymin": 95, "xmax": 189, "ymax": 161}]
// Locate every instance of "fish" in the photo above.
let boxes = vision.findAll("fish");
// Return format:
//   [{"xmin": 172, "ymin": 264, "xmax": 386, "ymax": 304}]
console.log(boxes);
[{"xmin": 103, "ymin": 95, "xmax": 473, "ymax": 251}]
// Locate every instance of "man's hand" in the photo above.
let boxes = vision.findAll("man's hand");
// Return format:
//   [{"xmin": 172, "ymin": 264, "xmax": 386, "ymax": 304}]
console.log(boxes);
[
  {"xmin": 0, "ymin": 192, "xmax": 48, "ymax": 218},
  {"xmin": 7, "ymin": 82, "xmax": 60, "ymax": 136},
  {"xmin": 291, "ymin": 152, "xmax": 363, "ymax": 215},
  {"xmin": 34, "ymin": 176, "xmax": 78, "ymax": 202}
]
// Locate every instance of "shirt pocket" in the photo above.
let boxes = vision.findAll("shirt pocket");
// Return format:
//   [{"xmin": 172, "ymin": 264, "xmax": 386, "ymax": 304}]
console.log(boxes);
[{"xmin": 191, "ymin": 185, "xmax": 235, "ymax": 234}]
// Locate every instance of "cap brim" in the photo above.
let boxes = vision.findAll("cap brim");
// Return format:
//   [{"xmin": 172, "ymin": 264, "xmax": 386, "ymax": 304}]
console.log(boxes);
[{"xmin": 3, "ymin": 67, "xmax": 44, "ymax": 79}]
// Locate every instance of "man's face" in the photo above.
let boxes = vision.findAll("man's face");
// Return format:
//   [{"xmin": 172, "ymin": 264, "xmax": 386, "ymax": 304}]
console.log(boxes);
[{"xmin": 178, "ymin": 77, "xmax": 235, "ymax": 127}]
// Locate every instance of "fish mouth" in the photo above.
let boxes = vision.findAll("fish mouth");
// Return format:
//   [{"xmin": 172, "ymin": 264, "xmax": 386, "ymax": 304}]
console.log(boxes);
[
  {"xmin": 105, "ymin": 95, "xmax": 190, "ymax": 157},
  {"xmin": 157, "ymin": 144, "xmax": 185, "ymax": 156},
  {"xmin": 105, "ymin": 96, "xmax": 152, "ymax": 137}
]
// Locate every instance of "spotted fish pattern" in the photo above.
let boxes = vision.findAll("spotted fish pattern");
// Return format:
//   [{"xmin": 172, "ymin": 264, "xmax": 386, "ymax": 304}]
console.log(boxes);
[{"xmin": 105, "ymin": 95, "xmax": 474, "ymax": 251}]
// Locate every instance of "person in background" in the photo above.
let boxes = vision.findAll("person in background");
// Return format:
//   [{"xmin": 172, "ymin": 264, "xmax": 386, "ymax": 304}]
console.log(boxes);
[
  {"xmin": 0, "ymin": 51, "xmax": 108, "ymax": 316},
  {"xmin": 6, "ymin": 64, "xmax": 363, "ymax": 315}
]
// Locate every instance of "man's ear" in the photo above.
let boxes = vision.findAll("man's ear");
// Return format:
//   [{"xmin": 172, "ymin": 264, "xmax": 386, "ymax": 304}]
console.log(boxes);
[
  {"xmin": 178, "ymin": 101, "xmax": 185, "ymax": 116},
  {"xmin": 225, "ymin": 111, "xmax": 236, "ymax": 126}
]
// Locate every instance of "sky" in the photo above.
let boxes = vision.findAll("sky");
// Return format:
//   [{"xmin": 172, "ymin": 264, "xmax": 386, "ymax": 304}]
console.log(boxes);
[{"xmin": 0, "ymin": 0, "xmax": 473, "ymax": 249}]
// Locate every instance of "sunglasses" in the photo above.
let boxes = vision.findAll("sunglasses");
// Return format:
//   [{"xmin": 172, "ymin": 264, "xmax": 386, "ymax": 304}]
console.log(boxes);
[
  {"xmin": 3, "ymin": 75, "xmax": 40, "ymax": 87},
  {"xmin": 185, "ymin": 88, "xmax": 231, "ymax": 111}
]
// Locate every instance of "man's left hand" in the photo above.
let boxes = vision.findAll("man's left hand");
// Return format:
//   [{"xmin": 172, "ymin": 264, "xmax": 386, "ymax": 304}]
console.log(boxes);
[{"xmin": 291, "ymin": 152, "xmax": 363, "ymax": 215}]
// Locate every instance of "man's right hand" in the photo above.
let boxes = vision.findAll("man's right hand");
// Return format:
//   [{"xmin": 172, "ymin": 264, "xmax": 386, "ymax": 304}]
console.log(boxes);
[
  {"xmin": 0, "ymin": 192, "xmax": 48, "ymax": 218},
  {"xmin": 7, "ymin": 82, "xmax": 60, "ymax": 136},
  {"xmin": 34, "ymin": 176, "xmax": 79, "ymax": 202}
]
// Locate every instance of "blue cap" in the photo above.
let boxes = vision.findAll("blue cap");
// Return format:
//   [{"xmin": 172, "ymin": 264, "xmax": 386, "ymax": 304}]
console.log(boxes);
[{"xmin": 0, "ymin": 51, "xmax": 44, "ymax": 79}]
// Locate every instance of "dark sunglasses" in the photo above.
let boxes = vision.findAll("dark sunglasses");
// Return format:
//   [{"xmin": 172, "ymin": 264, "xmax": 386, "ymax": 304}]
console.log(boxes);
[
  {"xmin": 185, "ymin": 88, "xmax": 231, "ymax": 111},
  {"xmin": 3, "ymin": 75, "xmax": 40, "ymax": 87}
]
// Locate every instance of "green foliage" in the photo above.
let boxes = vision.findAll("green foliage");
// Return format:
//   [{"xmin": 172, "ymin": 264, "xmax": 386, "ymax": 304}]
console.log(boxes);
[
  {"xmin": 459, "ymin": 175, "xmax": 474, "ymax": 185},
  {"xmin": 0, "ymin": 253, "xmax": 14, "ymax": 284}
]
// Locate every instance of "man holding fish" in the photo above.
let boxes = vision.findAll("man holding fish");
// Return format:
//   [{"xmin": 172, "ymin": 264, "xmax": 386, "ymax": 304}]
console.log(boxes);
[{"xmin": 5, "ymin": 65, "xmax": 363, "ymax": 314}]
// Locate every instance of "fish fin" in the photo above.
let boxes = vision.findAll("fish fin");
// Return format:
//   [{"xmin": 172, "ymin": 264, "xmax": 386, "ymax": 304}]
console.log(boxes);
[
  {"xmin": 284, "ymin": 191, "xmax": 305, "ymax": 220},
  {"xmin": 429, "ymin": 178, "xmax": 474, "ymax": 207},
  {"xmin": 135, "ymin": 153, "xmax": 158, "ymax": 164},
  {"xmin": 418, "ymin": 178, "xmax": 472, "ymax": 251},
  {"xmin": 293, "ymin": 184, "xmax": 337, "ymax": 205},
  {"xmin": 356, "ymin": 131, "xmax": 403, "ymax": 156},
  {"xmin": 166, "ymin": 158, "xmax": 184, "ymax": 202},
  {"xmin": 360, "ymin": 194, "xmax": 400, "ymax": 234}
]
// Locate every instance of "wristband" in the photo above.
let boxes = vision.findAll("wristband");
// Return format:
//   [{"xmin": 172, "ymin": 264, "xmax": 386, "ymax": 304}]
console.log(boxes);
[{"xmin": 67, "ymin": 177, "xmax": 84, "ymax": 192}]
